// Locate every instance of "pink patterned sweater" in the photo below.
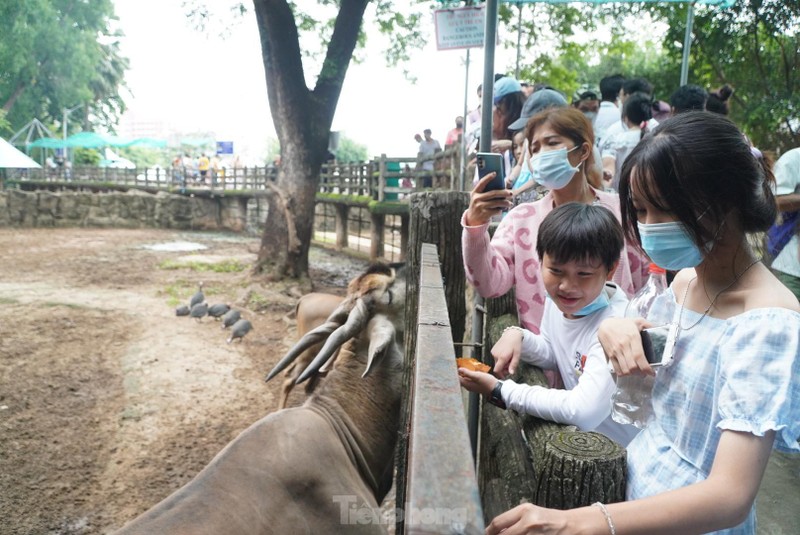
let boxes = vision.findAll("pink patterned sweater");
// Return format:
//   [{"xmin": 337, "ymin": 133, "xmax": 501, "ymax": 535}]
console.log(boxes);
[{"xmin": 462, "ymin": 189, "xmax": 650, "ymax": 334}]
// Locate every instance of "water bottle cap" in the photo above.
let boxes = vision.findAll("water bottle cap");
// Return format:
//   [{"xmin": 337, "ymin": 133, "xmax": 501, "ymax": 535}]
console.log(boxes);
[{"xmin": 649, "ymin": 263, "xmax": 666, "ymax": 275}]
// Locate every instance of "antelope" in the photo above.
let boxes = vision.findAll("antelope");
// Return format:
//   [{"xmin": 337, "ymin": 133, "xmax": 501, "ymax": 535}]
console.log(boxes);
[{"xmin": 114, "ymin": 263, "xmax": 406, "ymax": 535}]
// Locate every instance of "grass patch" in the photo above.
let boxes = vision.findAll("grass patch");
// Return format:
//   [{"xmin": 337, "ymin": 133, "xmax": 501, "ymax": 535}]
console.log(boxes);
[
  {"xmin": 158, "ymin": 259, "xmax": 246, "ymax": 273},
  {"xmin": 160, "ymin": 279, "xmax": 222, "ymax": 308},
  {"xmin": 246, "ymin": 291, "xmax": 271, "ymax": 312},
  {"xmin": 0, "ymin": 297, "xmax": 18, "ymax": 305}
]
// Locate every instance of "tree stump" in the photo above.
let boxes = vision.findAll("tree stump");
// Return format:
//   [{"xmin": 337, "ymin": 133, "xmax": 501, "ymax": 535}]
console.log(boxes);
[{"xmin": 535, "ymin": 431, "xmax": 626, "ymax": 509}]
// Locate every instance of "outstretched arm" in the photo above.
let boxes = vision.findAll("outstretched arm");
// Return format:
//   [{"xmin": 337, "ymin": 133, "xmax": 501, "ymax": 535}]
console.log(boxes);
[{"xmin": 486, "ymin": 430, "xmax": 775, "ymax": 535}]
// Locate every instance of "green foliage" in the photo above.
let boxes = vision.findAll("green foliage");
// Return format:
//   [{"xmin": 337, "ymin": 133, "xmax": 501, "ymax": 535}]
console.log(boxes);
[
  {"xmin": 158, "ymin": 258, "xmax": 246, "ymax": 273},
  {"xmin": 0, "ymin": 0, "xmax": 128, "ymax": 138},
  {"xmin": 117, "ymin": 146, "xmax": 169, "ymax": 168},
  {"xmin": 0, "ymin": 110, "xmax": 10, "ymax": 137},
  {"xmin": 334, "ymin": 135, "xmax": 368, "ymax": 163},
  {"xmin": 507, "ymin": 1, "xmax": 798, "ymax": 152},
  {"xmin": 73, "ymin": 148, "xmax": 101, "ymax": 166}
]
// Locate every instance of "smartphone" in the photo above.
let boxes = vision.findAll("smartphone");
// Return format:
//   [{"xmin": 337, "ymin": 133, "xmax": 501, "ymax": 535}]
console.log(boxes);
[
  {"xmin": 641, "ymin": 325, "xmax": 676, "ymax": 368},
  {"xmin": 476, "ymin": 152, "xmax": 506, "ymax": 192}
]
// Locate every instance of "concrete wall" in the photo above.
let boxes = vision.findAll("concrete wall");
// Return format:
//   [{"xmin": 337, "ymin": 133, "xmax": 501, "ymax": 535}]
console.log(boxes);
[{"xmin": 0, "ymin": 189, "xmax": 259, "ymax": 232}]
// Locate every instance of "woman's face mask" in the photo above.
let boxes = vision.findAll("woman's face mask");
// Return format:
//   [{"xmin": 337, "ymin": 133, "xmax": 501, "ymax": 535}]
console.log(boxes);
[
  {"xmin": 527, "ymin": 145, "xmax": 581, "ymax": 190},
  {"xmin": 637, "ymin": 221, "xmax": 708, "ymax": 270}
]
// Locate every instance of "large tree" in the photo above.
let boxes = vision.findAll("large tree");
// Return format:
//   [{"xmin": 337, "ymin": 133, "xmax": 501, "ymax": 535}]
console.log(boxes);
[
  {"xmin": 249, "ymin": 0, "xmax": 423, "ymax": 281},
  {"xmin": 0, "ymin": 0, "xmax": 128, "ymax": 137}
]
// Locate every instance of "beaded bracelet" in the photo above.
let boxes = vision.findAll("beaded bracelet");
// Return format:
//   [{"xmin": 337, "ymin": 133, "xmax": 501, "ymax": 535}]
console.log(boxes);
[
  {"xmin": 502, "ymin": 325, "xmax": 524, "ymax": 336},
  {"xmin": 592, "ymin": 502, "xmax": 616, "ymax": 535}
]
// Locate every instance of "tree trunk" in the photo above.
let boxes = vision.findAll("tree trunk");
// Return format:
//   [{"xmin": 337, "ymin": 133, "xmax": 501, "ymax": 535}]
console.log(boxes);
[{"xmin": 251, "ymin": 0, "xmax": 368, "ymax": 280}]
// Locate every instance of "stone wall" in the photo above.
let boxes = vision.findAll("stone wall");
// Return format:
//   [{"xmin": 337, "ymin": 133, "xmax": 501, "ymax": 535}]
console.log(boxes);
[{"xmin": 0, "ymin": 189, "xmax": 258, "ymax": 232}]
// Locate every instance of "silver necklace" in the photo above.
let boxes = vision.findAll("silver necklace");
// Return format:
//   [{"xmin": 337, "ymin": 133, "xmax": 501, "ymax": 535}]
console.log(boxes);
[{"xmin": 677, "ymin": 257, "xmax": 762, "ymax": 332}]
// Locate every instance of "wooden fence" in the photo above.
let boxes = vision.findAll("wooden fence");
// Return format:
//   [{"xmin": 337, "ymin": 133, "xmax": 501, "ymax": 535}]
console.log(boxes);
[{"xmin": 3, "ymin": 146, "xmax": 463, "ymax": 199}]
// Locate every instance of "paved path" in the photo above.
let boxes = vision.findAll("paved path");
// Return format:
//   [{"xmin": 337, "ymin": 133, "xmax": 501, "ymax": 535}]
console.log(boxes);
[{"xmin": 757, "ymin": 450, "xmax": 800, "ymax": 534}]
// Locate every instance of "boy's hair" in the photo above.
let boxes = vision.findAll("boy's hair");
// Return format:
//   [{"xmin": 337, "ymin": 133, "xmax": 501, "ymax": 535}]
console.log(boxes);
[{"xmin": 536, "ymin": 202, "xmax": 624, "ymax": 272}]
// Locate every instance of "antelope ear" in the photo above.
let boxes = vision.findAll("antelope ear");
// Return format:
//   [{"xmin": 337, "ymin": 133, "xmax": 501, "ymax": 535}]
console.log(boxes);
[{"xmin": 362, "ymin": 315, "xmax": 397, "ymax": 378}]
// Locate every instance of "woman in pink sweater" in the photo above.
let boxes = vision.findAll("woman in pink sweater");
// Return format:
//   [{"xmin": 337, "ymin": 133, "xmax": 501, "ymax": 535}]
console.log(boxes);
[{"xmin": 462, "ymin": 107, "xmax": 649, "ymax": 383}]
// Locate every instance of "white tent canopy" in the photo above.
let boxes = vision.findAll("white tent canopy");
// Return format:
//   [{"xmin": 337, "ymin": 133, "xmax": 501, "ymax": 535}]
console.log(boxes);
[{"xmin": 0, "ymin": 137, "xmax": 41, "ymax": 169}]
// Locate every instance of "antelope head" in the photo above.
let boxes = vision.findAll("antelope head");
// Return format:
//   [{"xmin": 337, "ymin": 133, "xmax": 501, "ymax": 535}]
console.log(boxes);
[{"xmin": 266, "ymin": 263, "xmax": 405, "ymax": 386}]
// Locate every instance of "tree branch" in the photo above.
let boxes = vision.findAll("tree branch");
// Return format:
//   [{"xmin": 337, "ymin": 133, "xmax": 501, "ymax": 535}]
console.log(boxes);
[
  {"xmin": 2, "ymin": 81, "xmax": 27, "ymax": 112},
  {"xmin": 314, "ymin": 0, "xmax": 370, "ymax": 125}
]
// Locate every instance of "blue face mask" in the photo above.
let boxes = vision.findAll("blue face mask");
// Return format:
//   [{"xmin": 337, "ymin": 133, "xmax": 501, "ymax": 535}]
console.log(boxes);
[
  {"xmin": 513, "ymin": 167, "xmax": 533, "ymax": 189},
  {"xmin": 527, "ymin": 146, "xmax": 581, "ymax": 190},
  {"xmin": 638, "ymin": 221, "xmax": 707, "ymax": 270},
  {"xmin": 574, "ymin": 288, "xmax": 611, "ymax": 317}
]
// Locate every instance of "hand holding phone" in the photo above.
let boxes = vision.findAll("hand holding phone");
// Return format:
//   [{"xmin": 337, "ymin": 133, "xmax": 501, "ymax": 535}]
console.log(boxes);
[{"xmin": 476, "ymin": 152, "xmax": 506, "ymax": 192}]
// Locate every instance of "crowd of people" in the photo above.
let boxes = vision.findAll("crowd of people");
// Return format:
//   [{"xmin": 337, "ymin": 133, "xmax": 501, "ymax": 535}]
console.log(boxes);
[
  {"xmin": 452, "ymin": 73, "xmax": 799, "ymax": 534},
  {"xmin": 170, "ymin": 152, "xmax": 241, "ymax": 186}
]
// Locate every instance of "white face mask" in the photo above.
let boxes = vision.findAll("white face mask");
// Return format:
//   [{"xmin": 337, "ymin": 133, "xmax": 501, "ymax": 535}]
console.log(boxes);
[{"xmin": 583, "ymin": 111, "xmax": 598, "ymax": 125}]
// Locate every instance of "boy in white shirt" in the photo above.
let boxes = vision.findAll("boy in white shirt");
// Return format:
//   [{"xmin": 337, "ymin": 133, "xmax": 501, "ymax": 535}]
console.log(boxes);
[{"xmin": 458, "ymin": 202, "xmax": 639, "ymax": 446}]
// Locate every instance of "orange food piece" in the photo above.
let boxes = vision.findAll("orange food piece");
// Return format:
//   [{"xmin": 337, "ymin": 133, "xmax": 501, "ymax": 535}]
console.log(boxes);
[{"xmin": 456, "ymin": 357, "xmax": 491, "ymax": 373}]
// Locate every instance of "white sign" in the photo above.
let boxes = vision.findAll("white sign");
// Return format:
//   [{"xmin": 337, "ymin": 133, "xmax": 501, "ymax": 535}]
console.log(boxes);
[{"xmin": 434, "ymin": 6, "xmax": 486, "ymax": 51}]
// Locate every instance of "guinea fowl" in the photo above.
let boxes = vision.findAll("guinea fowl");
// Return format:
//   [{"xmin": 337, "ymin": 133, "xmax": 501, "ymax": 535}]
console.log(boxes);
[
  {"xmin": 189, "ymin": 282, "xmax": 205, "ymax": 308},
  {"xmin": 190, "ymin": 302, "xmax": 208, "ymax": 322},
  {"xmin": 221, "ymin": 309, "xmax": 241, "ymax": 329},
  {"xmin": 207, "ymin": 303, "xmax": 230, "ymax": 319},
  {"xmin": 226, "ymin": 319, "xmax": 252, "ymax": 344},
  {"xmin": 175, "ymin": 305, "xmax": 190, "ymax": 316}
]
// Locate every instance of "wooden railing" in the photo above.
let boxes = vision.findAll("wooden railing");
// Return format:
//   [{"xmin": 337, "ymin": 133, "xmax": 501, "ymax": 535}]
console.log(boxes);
[
  {"xmin": 3, "ymin": 146, "xmax": 463, "ymax": 199},
  {"xmin": 402, "ymin": 243, "xmax": 484, "ymax": 533}
]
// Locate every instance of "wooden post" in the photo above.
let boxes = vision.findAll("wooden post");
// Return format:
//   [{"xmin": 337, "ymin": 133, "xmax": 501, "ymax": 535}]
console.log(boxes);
[
  {"xmin": 334, "ymin": 203, "xmax": 349, "ymax": 250},
  {"xmin": 369, "ymin": 212, "xmax": 385, "ymax": 261},
  {"xmin": 535, "ymin": 431, "xmax": 626, "ymax": 508},
  {"xmin": 398, "ymin": 191, "xmax": 469, "ymax": 533},
  {"xmin": 378, "ymin": 154, "xmax": 386, "ymax": 202},
  {"xmin": 399, "ymin": 213, "xmax": 409, "ymax": 262}
]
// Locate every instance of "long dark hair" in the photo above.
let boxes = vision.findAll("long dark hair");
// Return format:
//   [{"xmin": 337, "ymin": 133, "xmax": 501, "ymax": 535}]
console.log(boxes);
[{"xmin": 618, "ymin": 111, "xmax": 776, "ymax": 250}]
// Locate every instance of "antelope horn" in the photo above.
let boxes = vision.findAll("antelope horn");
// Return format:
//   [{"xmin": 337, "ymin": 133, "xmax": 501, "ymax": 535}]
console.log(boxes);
[
  {"xmin": 295, "ymin": 297, "xmax": 370, "ymax": 384},
  {"xmin": 265, "ymin": 300, "xmax": 353, "ymax": 382}
]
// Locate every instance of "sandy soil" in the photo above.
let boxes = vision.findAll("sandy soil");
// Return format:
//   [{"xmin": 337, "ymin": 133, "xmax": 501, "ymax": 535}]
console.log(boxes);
[{"xmin": 0, "ymin": 228, "xmax": 369, "ymax": 535}]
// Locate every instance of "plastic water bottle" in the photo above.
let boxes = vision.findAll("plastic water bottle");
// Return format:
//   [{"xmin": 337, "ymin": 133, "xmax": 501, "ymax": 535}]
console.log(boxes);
[{"xmin": 611, "ymin": 263, "xmax": 675, "ymax": 428}]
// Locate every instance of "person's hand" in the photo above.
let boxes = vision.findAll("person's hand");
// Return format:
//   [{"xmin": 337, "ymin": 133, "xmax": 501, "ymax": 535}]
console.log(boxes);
[
  {"xmin": 490, "ymin": 328, "xmax": 523, "ymax": 379},
  {"xmin": 598, "ymin": 316, "xmax": 655, "ymax": 376},
  {"xmin": 464, "ymin": 172, "xmax": 513, "ymax": 226},
  {"xmin": 457, "ymin": 368, "xmax": 497, "ymax": 397},
  {"xmin": 485, "ymin": 502, "xmax": 565, "ymax": 534},
  {"xmin": 491, "ymin": 139, "xmax": 513, "ymax": 154}
]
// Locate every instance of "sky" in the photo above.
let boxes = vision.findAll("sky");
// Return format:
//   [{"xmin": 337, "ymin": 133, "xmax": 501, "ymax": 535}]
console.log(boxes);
[{"xmin": 112, "ymin": 1, "xmax": 517, "ymax": 164}]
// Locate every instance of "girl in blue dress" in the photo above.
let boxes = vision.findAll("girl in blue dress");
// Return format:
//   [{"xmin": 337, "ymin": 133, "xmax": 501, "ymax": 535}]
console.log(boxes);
[{"xmin": 485, "ymin": 111, "xmax": 800, "ymax": 534}]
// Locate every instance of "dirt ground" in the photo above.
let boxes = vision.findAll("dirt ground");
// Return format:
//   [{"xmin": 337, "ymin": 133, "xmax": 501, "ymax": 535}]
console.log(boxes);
[{"xmin": 0, "ymin": 228, "xmax": 369, "ymax": 535}]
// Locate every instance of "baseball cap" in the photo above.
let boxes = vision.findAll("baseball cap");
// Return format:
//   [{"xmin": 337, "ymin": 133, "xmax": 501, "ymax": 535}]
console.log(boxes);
[
  {"xmin": 572, "ymin": 84, "xmax": 600, "ymax": 103},
  {"xmin": 493, "ymin": 77, "xmax": 522, "ymax": 104},
  {"xmin": 508, "ymin": 88, "xmax": 568, "ymax": 131}
]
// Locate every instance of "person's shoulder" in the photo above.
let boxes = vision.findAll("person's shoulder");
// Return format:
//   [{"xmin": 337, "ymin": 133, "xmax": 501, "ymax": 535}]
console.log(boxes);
[
  {"xmin": 594, "ymin": 189, "xmax": 622, "ymax": 212},
  {"xmin": 747, "ymin": 272, "xmax": 800, "ymax": 314}
]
